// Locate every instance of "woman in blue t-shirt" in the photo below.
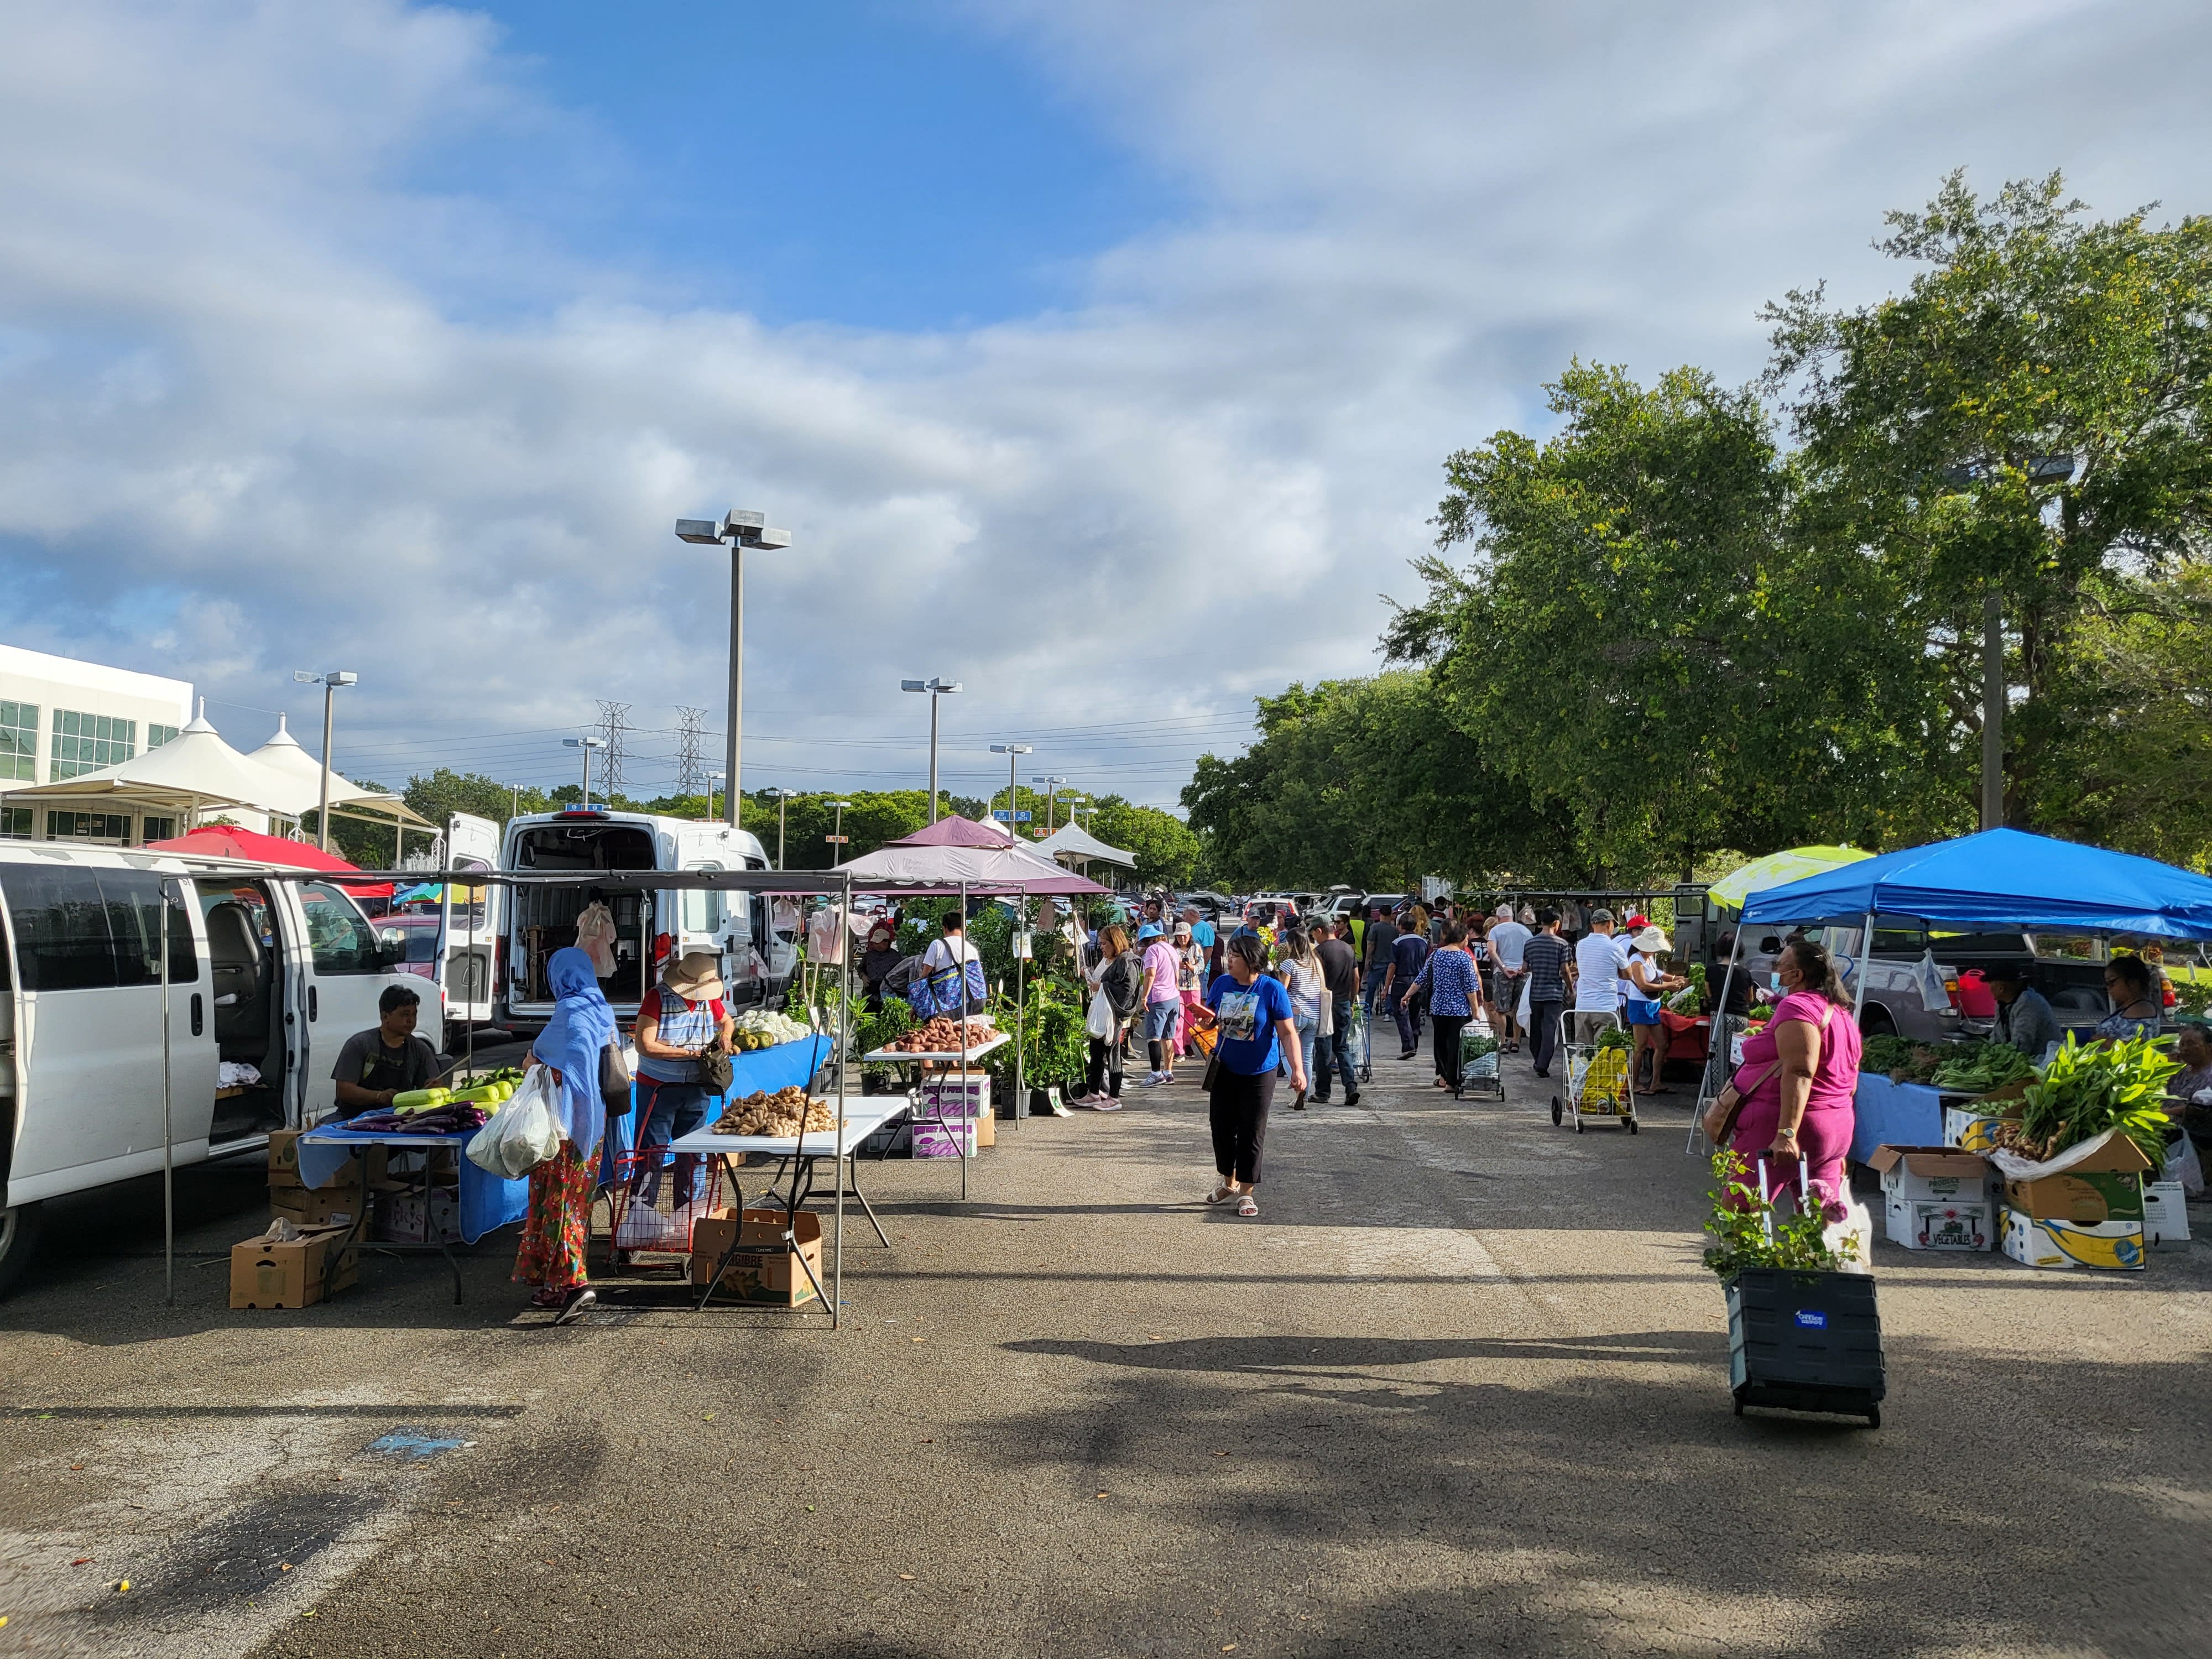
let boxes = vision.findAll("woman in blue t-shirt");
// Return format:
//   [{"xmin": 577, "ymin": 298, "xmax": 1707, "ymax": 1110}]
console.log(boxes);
[{"xmin": 1202, "ymin": 931, "xmax": 1308, "ymax": 1217}]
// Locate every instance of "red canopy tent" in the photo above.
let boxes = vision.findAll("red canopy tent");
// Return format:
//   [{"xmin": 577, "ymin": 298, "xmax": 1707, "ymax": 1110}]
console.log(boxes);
[{"xmin": 144, "ymin": 825, "xmax": 395, "ymax": 898}]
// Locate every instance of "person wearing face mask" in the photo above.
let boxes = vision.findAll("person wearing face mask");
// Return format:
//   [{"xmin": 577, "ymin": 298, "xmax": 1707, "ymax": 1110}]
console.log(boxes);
[{"xmin": 1703, "ymin": 938, "xmax": 1864, "ymax": 1214}]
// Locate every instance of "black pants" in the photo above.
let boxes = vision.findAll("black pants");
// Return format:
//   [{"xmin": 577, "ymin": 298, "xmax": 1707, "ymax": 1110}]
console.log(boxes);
[
  {"xmin": 1086, "ymin": 1035, "xmax": 1124, "ymax": 1098},
  {"xmin": 1312, "ymin": 995, "xmax": 1358, "ymax": 1099},
  {"xmin": 1432, "ymin": 1013, "xmax": 1468, "ymax": 1089},
  {"xmin": 1393, "ymin": 988, "xmax": 1424, "ymax": 1053},
  {"xmin": 1528, "ymin": 999, "xmax": 1563, "ymax": 1074},
  {"xmin": 1208, "ymin": 1068, "xmax": 1276, "ymax": 1183}
]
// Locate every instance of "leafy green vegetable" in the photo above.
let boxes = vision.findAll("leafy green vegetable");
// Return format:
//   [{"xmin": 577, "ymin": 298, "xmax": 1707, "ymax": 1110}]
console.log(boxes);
[
  {"xmin": 1593, "ymin": 1026, "xmax": 1634, "ymax": 1052},
  {"xmin": 1861, "ymin": 1035, "xmax": 1921, "ymax": 1076},
  {"xmin": 2010, "ymin": 1032, "xmax": 2175, "ymax": 1166},
  {"xmin": 1928, "ymin": 1042, "xmax": 2035, "ymax": 1093}
]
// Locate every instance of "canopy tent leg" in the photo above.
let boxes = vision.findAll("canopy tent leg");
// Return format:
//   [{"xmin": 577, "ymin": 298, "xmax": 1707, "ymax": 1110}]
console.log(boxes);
[
  {"xmin": 834, "ymin": 873, "xmax": 849, "ymax": 1331},
  {"xmin": 1014, "ymin": 889, "xmax": 1026, "ymax": 1128},
  {"xmin": 160, "ymin": 877, "xmax": 175, "ymax": 1306},
  {"xmin": 1688, "ymin": 925, "xmax": 1748, "ymax": 1157}
]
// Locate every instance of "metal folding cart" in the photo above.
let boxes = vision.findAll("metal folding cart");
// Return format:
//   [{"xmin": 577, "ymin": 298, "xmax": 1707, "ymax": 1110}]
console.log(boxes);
[
  {"xmin": 1553, "ymin": 1011, "xmax": 1636, "ymax": 1133},
  {"xmin": 1347, "ymin": 995, "xmax": 1374, "ymax": 1086}
]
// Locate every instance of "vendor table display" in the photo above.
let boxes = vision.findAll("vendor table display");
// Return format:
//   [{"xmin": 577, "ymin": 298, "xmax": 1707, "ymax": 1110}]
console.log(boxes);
[
  {"xmin": 296, "ymin": 1119, "xmax": 529, "ymax": 1302},
  {"xmin": 601, "ymin": 1031, "xmax": 827, "ymax": 1177},
  {"xmin": 1849, "ymin": 1074, "xmax": 1947, "ymax": 1165}
]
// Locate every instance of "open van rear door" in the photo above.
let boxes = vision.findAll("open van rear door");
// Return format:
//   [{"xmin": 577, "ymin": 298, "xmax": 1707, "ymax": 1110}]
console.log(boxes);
[{"xmin": 437, "ymin": 812, "xmax": 502, "ymax": 1026}]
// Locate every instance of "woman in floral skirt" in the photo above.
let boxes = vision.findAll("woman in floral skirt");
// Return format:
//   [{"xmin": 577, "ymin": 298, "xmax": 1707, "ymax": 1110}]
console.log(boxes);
[{"xmin": 514, "ymin": 946, "xmax": 617, "ymax": 1323}]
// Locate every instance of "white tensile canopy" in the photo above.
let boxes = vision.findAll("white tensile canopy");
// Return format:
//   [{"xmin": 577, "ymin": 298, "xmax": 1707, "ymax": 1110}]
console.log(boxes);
[
  {"xmin": 249, "ymin": 714, "xmax": 431, "ymax": 833},
  {"xmin": 1032, "ymin": 821, "xmax": 1136, "ymax": 867}
]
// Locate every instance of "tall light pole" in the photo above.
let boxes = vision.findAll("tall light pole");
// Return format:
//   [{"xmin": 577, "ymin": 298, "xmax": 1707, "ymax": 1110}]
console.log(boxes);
[
  {"xmin": 900, "ymin": 677, "xmax": 962, "ymax": 823},
  {"xmin": 564, "ymin": 736, "xmax": 606, "ymax": 808},
  {"xmin": 766, "ymin": 786, "xmax": 796, "ymax": 869},
  {"xmin": 827, "ymin": 799, "xmax": 852, "ymax": 863},
  {"xmin": 707, "ymin": 770, "xmax": 726, "ymax": 823},
  {"xmin": 1031, "ymin": 775, "xmax": 1067, "ymax": 833},
  {"xmin": 989, "ymin": 744, "xmax": 1032, "ymax": 825},
  {"xmin": 292, "ymin": 670, "xmax": 358, "ymax": 850},
  {"xmin": 677, "ymin": 510, "xmax": 793, "ymax": 831}
]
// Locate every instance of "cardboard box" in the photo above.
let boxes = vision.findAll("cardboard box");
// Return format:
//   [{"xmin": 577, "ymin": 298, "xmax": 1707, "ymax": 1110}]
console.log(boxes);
[
  {"xmin": 1886, "ymin": 1198, "xmax": 1995, "ymax": 1251},
  {"xmin": 2000, "ymin": 1206, "xmax": 2145, "ymax": 1271},
  {"xmin": 1996, "ymin": 1131, "xmax": 2151, "ymax": 1225},
  {"xmin": 1867, "ymin": 1145, "xmax": 1993, "ymax": 1251},
  {"xmin": 688, "ymin": 1209, "xmax": 822, "ymax": 1306},
  {"xmin": 1944, "ymin": 1107, "xmax": 2012, "ymax": 1152},
  {"xmin": 268, "ymin": 1131, "xmax": 384, "ymax": 1191},
  {"xmin": 911, "ymin": 1120, "xmax": 978, "ymax": 1158},
  {"xmin": 269, "ymin": 1185, "xmax": 364, "ymax": 1229},
  {"xmin": 2142, "ymin": 1180, "xmax": 2192, "ymax": 1248},
  {"xmin": 229, "ymin": 1227, "xmax": 359, "ymax": 1308},
  {"xmin": 920, "ymin": 1075, "xmax": 992, "ymax": 1119},
  {"xmin": 373, "ymin": 1186, "xmax": 461, "ymax": 1244}
]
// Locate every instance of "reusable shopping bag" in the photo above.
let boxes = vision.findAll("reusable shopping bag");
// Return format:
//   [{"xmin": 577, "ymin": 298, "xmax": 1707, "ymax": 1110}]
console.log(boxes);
[{"xmin": 466, "ymin": 1067, "xmax": 564, "ymax": 1179}]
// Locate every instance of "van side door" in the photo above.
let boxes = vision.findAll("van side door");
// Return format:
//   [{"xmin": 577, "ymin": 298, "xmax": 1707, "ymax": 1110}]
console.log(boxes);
[
  {"xmin": 0, "ymin": 862, "xmax": 213, "ymax": 1199},
  {"xmin": 288, "ymin": 879, "xmax": 439, "ymax": 1125},
  {"xmin": 436, "ymin": 812, "xmax": 503, "ymax": 1025}
]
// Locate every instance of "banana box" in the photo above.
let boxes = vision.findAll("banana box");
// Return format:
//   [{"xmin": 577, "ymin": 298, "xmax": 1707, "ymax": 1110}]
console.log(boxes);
[
  {"xmin": 1943, "ymin": 1080, "xmax": 2027, "ymax": 1151},
  {"xmin": 2142, "ymin": 1180, "xmax": 2192, "ymax": 1249},
  {"xmin": 1999, "ymin": 1206, "xmax": 2145, "ymax": 1271}
]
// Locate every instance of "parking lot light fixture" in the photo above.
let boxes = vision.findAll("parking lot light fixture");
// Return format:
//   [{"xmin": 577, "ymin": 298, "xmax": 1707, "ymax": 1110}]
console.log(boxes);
[
  {"xmin": 677, "ymin": 510, "xmax": 795, "ymax": 830},
  {"xmin": 900, "ymin": 678, "xmax": 962, "ymax": 823}
]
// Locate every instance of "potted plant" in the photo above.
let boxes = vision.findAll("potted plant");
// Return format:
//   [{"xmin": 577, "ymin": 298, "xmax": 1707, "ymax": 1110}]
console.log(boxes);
[{"xmin": 1703, "ymin": 1152, "xmax": 1885, "ymax": 1427}]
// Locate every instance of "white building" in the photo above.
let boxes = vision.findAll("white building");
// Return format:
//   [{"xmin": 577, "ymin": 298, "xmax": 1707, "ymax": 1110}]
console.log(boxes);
[{"xmin": 0, "ymin": 644, "xmax": 194, "ymax": 841}]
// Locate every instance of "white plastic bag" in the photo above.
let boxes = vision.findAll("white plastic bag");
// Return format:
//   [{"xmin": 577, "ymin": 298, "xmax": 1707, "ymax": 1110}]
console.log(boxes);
[
  {"xmin": 466, "ymin": 1067, "xmax": 562, "ymax": 1180},
  {"xmin": 1823, "ymin": 1196, "xmax": 1876, "ymax": 1275},
  {"xmin": 2164, "ymin": 1130, "xmax": 2205, "ymax": 1199},
  {"xmin": 1516, "ymin": 977, "xmax": 1531, "ymax": 1027},
  {"xmin": 1086, "ymin": 987, "xmax": 1114, "ymax": 1041}
]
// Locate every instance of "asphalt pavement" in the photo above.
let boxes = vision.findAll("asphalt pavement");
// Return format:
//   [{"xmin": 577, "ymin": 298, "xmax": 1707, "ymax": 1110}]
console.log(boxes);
[{"xmin": 1, "ymin": 1024, "xmax": 2208, "ymax": 1657}]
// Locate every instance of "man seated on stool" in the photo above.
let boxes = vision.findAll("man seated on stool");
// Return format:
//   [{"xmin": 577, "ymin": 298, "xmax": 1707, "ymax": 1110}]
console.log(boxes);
[{"xmin": 333, "ymin": 984, "xmax": 449, "ymax": 1112}]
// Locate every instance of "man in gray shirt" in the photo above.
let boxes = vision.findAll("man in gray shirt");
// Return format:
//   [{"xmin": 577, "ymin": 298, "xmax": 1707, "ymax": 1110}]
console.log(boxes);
[
  {"xmin": 332, "ymin": 984, "xmax": 447, "ymax": 1112},
  {"xmin": 1987, "ymin": 962, "xmax": 2062, "ymax": 1059}
]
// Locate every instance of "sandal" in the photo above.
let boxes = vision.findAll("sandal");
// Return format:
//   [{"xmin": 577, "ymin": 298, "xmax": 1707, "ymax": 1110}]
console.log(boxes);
[
  {"xmin": 1235, "ymin": 1192, "xmax": 1259, "ymax": 1218},
  {"xmin": 528, "ymin": 1287, "xmax": 566, "ymax": 1310},
  {"xmin": 1206, "ymin": 1183, "xmax": 1237, "ymax": 1205}
]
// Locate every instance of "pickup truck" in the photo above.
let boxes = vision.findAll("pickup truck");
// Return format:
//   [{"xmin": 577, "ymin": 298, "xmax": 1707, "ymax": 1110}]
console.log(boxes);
[{"xmin": 1737, "ymin": 919, "xmax": 2150, "ymax": 1043}]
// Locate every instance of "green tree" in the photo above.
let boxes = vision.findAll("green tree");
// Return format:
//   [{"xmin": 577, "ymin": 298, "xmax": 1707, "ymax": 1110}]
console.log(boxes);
[
  {"xmin": 1080, "ymin": 796, "xmax": 1201, "ymax": 890},
  {"xmin": 1766, "ymin": 170, "xmax": 2212, "ymax": 827},
  {"xmin": 403, "ymin": 768, "xmax": 551, "ymax": 831},
  {"xmin": 1389, "ymin": 362, "xmax": 1948, "ymax": 883}
]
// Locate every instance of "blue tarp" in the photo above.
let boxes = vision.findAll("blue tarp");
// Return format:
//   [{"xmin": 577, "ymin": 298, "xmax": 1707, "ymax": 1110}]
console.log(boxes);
[{"xmin": 1739, "ymin": 828, "xmax": 2212, "ymax": 941}]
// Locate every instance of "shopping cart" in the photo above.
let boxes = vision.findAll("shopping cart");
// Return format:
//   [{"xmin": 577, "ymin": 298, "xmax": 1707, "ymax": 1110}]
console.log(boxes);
[
  {"xmin": 1554, "ymin": 1011, "xmax": 1636, "ymax": 1134},
  {"xmin": 1347, "ymin": 996, "xmax": 1373, "ymax": 1085},
  {"xmin": 1455, "ymin": 1019, "xmax": 1504, "ymax": 1102}
]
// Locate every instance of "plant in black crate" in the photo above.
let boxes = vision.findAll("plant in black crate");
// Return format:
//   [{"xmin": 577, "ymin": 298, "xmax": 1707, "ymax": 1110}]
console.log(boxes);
[{"xmin": 1704, "ymin": 1151, "xmax": 1885, "ymax": 1427}]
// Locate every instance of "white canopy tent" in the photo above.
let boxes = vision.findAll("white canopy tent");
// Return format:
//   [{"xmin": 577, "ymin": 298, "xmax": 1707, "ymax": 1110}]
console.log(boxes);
[
  {"xmin": 1032, "ymin": 820, "xmax": 1136, "ymax": 868},
  {"xmin": 249, "ymin": 714, "xmax": 432, "ymax": 855},
  {"xmin": 1, "ymin": 700, "xmax": 314, "ymax": 837}
]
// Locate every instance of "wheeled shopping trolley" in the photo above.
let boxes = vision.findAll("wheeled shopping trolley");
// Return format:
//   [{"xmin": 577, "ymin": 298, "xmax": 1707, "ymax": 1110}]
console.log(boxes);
[
  {"xmin": 1553, "ymin": 1012, "xmax": 1636, "ymax": 1133},
  {"xmin": 1348, "ymin": 997, "xmax": 1374, "ymax": 1085},
  {"xmin": 1455, "ymin": 1020, "xmax": 1504, "ymax": 1102}
]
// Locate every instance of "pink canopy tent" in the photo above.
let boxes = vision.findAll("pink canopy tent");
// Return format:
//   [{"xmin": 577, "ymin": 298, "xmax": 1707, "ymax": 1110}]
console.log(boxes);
[{"xmin": 838, "ymin": 816, "xmax": 1107, "ymax": 896}]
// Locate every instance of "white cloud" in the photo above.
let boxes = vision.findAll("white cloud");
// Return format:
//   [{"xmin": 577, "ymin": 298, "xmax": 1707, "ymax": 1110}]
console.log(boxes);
[{"xmin": 1, "ymin": 0, "xmax": 2208, "ymax": 807}]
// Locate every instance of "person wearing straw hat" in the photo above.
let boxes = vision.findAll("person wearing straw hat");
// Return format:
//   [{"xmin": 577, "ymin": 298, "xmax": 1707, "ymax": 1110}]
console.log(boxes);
[
  {"xmin": 1623, "ymin": 924, "xmax": 1687, "ymax": 1102},
  {"xmin": 628, "ymin": 949, "xmax": 736, "ymax": 1227}
]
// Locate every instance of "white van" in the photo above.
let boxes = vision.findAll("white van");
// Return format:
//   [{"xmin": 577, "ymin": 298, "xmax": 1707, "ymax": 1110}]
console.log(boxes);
[
  {"xmin": 474, "ymin": 807, "xmax": 796, "ymax": 1034},
  {"xmin": 0, "ymin": 842, "xmax": 437, "ymax": 1293}
]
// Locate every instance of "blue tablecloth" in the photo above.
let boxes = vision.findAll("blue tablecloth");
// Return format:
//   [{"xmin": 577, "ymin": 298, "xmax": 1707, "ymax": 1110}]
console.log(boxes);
[
  {"xmin": 1850, "ymin": 1073, "xmax": 1946, "ymax": 1163},
  {"xmin": 296, "ymin": 1125, "xmax": 528, "ymax": 1244},
  {"xmin": 603, "ymin": 1033, "xmax": 828, "ymax": 1173}
]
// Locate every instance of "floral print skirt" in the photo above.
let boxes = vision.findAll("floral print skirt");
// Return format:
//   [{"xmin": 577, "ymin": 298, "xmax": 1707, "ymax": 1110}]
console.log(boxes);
[{"xmin": 513, "ymin": 1141, "xmax": 594, "ymax": 1291}]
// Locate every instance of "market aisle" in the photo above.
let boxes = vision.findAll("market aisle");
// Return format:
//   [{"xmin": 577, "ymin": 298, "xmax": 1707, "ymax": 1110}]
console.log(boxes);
[{"xmin": 0, "ymin": 1036, "xmax": 2206, "ymax": 1658}]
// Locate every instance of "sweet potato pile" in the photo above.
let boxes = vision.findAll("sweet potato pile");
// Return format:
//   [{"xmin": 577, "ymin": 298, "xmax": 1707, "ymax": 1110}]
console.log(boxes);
[{"xmin": 710, "ymin": 1086, "xmax": 834, "ymax": 1138}]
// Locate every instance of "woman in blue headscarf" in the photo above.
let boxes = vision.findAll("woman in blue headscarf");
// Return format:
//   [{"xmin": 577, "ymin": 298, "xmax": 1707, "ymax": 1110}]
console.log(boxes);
[{"xmin": 513, "ymin": 947, "xmax": 617, "ymax": 1321}]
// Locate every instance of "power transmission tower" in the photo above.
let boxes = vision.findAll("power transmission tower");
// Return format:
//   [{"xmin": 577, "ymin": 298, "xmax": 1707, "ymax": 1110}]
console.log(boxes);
[
  {"xmin": 594, "ymin": 700, "xmax": 630, "ymax": 796},
  {"xmin": 675, "ymin": 706, "xmax": 707, "ymax": 796}
]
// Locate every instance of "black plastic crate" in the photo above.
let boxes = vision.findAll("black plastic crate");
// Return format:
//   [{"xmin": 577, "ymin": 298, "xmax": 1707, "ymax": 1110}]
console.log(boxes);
[{"xmin": 1726, "ymin": 1267, "xmax": 1885, "ymax": 1426}]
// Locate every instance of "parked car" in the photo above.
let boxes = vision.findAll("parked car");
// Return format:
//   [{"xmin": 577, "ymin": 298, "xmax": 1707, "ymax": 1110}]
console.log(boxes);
[
  {"xmin": 377, "ymin": 911, "xmax": 441, "ymax": 981},
  {"xmin": 0, "ymin": 842, "xmax": 434, "ymax": 1295}
]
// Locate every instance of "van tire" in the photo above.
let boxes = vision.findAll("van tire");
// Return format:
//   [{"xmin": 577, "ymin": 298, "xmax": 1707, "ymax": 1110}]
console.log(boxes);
[
  {"xmin": 0, "ymin": 1202, "xmax": 46, "ymax": 1298},
  {"xmin": 1858, "ymin": 1004, "xmax": 1897, "ymax": 1039}
]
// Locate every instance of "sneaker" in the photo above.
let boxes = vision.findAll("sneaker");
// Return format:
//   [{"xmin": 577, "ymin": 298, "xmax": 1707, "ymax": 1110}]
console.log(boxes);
[
  {"xmin": 552, "ymin": 1287, "xmax": 598, "ymax": 1326},
  {"xmin": 1344, "ymin": 1091, "xmax": 1361, "ymax": 1107},
  {"xmin": 1088, "ymin": 1095, "xmax": 1124, "ymax": 1112},
  {"xmin": 1139, "ymin": 1071, "xmax": 1167, "ymax": 1088}
]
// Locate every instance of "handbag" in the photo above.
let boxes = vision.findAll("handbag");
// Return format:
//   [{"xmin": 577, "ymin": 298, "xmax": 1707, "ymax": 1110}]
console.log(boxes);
[
  {"xmin": 1703, "ymin": 1059, "xmax": 1781, "ymax": 1146},
  {"xmin": 599, "ymin": 1038, "xmax": 635, "ymax": 1114},
  {"xmin": 697, "ymin": 1038, "xmax": 733, "ymax": 1097}
]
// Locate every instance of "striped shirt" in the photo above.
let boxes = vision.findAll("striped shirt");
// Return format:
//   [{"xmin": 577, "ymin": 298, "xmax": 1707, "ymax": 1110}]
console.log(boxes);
[{"xmin": 1521, "ymin": 933, "xmax": 1573, "ymax": 1003}]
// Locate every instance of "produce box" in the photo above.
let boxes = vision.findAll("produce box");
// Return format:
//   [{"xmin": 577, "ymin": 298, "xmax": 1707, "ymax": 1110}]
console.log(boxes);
[
  {"xmin": 2142, "ymin": 1180, "xmax": 2192, "ymax": 1249},
  {"xmin": 1942, "ymin": 1088, "xmax": 2023, "ymax": 1152},
  {"xmin": 373, "ymin": 1186, "xmax": 461, "ymax": 1244},
  {"xmin": 269, "ymin": 1185, "xmax": 364, "ymax": 1229},
  {"xmin": 230, "ymin": 1226, "xmax": 358, "ymax": 1309},
  {"xmin": 688, "ymin": 1209, "xmax": 822, "ymax": 1306},
  {"xmin": 920, "ymin": 1075, "xmax": 991, "ymax": 1119},
  {"xmin": 269, "ymin": 1131, "xmax": 385, "ymax": 1191},
  {"xmin": 1866, "ymin": 1147, "xmax": 1993, "ymax": 1251},
  {"xmin": 1999, "ymin": 1207, "xmax": 2145, "ymax": 1271},
  {"xmin": 1995, "ymin": 1131, "xmax": 2153, "ymax": 1227},
  {"xmin": 911, "ymin": 1120, "xmax": 978, "ymax": 1158}
]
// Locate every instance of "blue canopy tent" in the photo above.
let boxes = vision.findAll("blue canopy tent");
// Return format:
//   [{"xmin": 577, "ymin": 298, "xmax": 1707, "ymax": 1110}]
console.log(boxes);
[
  {"xmin": 1739, "ymin": 827, "xmax": 2212, "ymax": 941},
  {"xmin": 1697, "ymin": 828, "xmax": 2212, "ymax": 1160}
]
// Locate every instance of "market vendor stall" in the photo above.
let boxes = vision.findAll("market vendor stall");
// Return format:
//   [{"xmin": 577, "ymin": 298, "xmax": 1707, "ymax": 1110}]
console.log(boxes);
[
  {"xmin": 295, "ymin": 1120, "xmax": 528, "ymax": 1302},
  {"xmin": 1847, "ymin": 1074, "xmax": 1946, "ymax": 1164}
]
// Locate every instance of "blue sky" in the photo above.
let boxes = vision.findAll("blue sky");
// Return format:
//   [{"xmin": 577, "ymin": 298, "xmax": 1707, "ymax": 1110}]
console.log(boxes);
[
  {"xmin": 441, "ymin": 2, "xmax": 1183, "ymax": 331},
  {"xmin": 1, "ymin": 1, "xmax": 2208, "ymax": 811}
]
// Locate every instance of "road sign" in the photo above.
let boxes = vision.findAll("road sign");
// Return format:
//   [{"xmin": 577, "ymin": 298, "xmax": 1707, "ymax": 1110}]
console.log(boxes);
[
  {"xmin": 824, "ymin": 834, "xmax": 849, "ymax": 844},
  {"xmin": 992, "ymin": 810, "xmax": 1032, "ymax": 822}
]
